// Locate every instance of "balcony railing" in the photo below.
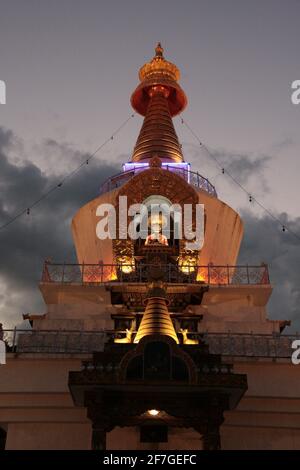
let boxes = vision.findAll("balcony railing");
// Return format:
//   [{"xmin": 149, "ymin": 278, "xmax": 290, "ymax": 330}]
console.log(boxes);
[
  {"xmin": 1, "ymin": 329, "xmax": 297, "ymax": 358},
  {"xmin": 99, "ymin": 165, "xmax": 217, "ymax": 198},
  {"xmin": 41, "ymin": 262, "xmax": 270, "ymax": 285}
]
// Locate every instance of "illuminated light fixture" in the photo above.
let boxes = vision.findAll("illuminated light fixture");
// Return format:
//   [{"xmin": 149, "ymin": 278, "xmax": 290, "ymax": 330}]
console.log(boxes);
[
  {"xmin": 179, "ymin": 257, "xmax": 197, "ymax": 274},
  {"xmin": 123, "ymin": 162, "xmax": 148, "ymax": 172},
  {"xmin": 123, "ymin": 161, "xmax": 190, "ymax": 176},
  {"xmin": 118, "ymin": 256, "xmax": 135, "ymax": 274},
  {"xmin": 196, "ymin": 268, "xmax": 207, "ymax": 282},
  {"xmin": 121, "ymin": 264, "xmax": 134, "ymax": 274},
  {"xmin": 148, "ymin": 409, "xmax": 160, "ymax": 416},
  {"xmin": 180, "ymin": 263, "xmax": 195, "ymax": 274}
]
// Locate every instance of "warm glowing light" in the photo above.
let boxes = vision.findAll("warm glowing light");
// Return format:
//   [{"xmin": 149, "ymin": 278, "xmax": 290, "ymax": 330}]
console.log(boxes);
[
  {"xmin": 196, "ymin": 272, "xmax": 207, "ymax": 282},
  {"xmin": 117, "ymin": 256, "xmax": 135, "ymax": 274},
  {"xmin": 180, "ymin": 263, "xmax": 195, "ymax": 274},
  {"xmin": 148, "ymin": 212, "xmax": 167, "ymax": 227},
  {"xmin": 179, "ymin": 256, "xmax": 197, "ymax": 274},
  {"xmin": 121, "ymin": 264, "xmax": 133, "ymax": 274},
  {"xmin": 148, "ymin": 409, "xmax": 160, "ymax": 416}
]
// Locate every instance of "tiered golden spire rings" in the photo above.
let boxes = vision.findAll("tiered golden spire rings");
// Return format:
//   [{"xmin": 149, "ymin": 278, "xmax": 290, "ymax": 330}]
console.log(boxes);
[
  {"xmin": 134, "ymin": 283, "xmax": 179, "ymax": 344},
  {"xmin": 130, "ymin": 44, "xmax": 187, "ymax": 162},
  {"xmin": 131, "ymin": 87, "xmax": 184, "ymax": 163}
]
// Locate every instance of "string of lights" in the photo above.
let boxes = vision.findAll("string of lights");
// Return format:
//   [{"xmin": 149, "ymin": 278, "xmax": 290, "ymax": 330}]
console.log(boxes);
[
  {"xmin": 180, "ymin": 117, "xmax": 300, "ymax": 242},
  {"xmin": 0, "ymin": 114, "xmax": 135, "ymax": 232},
  {"xmin": 1, "ymin": 110, "xmax": 299, "ymax": 243}
]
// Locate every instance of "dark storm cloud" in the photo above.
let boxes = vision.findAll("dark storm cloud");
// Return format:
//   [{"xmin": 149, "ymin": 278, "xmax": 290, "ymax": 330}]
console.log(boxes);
[
  {"xmin": 212, "ymin": 150, "xmax": 271, "ymax": 189},
  {"xmin": 239, "ymin": 210, "xmax": 300, "ymax": 332},
  {"xmin": 183, "ymin": 143, "xmax": 271, "ymax": 190},
  {"xmin": 0, "ymin": 127, "xmax": 119, "ymax": 326}
]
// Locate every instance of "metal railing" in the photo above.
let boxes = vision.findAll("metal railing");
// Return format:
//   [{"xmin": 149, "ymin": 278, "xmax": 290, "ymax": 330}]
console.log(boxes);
[
  {"xmin": 205, "ymin": 332, "xmax": 295, "ymax": 358},
  {"xmin": 1, "ymin": 329, "xmax": 297, "ymax": 358},
  {"xmin": 41, "ymin": 262, "xmax": 270, "ymax": 285},
  {"xmin": 99, "ymin": 165, "xmax": 217, "ymax": 198},
  {"xmin": 2, "ymin": 329, "xmax": 108, "ymax": 354}
]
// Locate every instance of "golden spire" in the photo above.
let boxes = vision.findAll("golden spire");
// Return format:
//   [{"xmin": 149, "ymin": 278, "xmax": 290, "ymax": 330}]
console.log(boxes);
[
  {"xmin": 130, "ymin": 44, "xmax": 187, "ymax": 164},
  {"xmin": 134, "ymin": 283, "xmax": 179, "ymax": 344}
]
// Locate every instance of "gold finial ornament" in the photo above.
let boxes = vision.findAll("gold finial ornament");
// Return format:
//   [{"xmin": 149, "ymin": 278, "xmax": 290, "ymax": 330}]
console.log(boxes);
[
  {"xmin": 155, "ymin": 42, "xmax": 164, "ymax": 57},
  {"xmin": 131, "ymin": 43, "xmax": 187, "ymax": 117},
  {"xmin": 130, "ymin": 44, "xmax": 187, "ymax": 163},
  {"xmin": 138, "ymin": 43, "xmax": 180, "ymax": 83}
]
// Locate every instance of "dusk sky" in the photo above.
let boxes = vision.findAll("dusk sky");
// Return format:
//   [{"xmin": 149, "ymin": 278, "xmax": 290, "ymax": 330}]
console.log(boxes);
[{"xmin": 0, "ymin": 0, "xmax": 299, "ymax": 330}]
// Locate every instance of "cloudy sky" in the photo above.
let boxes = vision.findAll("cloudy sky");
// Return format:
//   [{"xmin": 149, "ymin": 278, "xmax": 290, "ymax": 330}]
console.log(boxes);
[{"xmin": 0, "ymin": 0, "xmax": 299, "ymax": 331}]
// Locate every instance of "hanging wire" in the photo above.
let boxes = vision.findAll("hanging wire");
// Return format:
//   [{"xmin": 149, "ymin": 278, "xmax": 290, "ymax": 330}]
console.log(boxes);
[
  {"xmin": 180, "ymin": 117, "xmax": 300, "ymax": 242},
  {"xmin": 0, "ymin": 114, "xmax": 135, "ymax": 232}
]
